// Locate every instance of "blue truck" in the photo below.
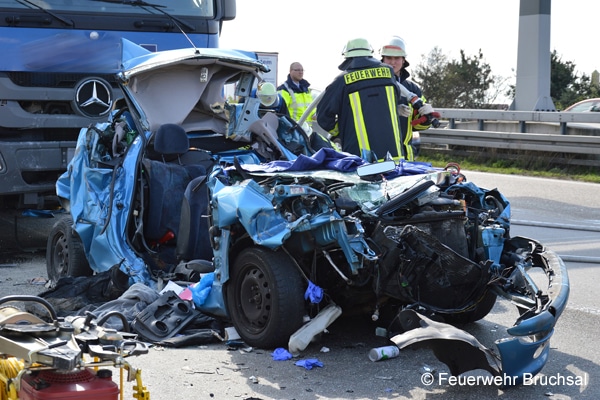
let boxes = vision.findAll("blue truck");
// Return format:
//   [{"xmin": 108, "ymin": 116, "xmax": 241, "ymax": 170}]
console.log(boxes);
[{"xmin": 0, "ymin": 0, "xmax": 235, "ymax": 209}]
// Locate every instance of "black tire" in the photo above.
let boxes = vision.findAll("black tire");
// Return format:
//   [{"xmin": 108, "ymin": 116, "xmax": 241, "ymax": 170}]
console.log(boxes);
[
  {"xmin": 442, "ymin": 290, "xmax": 498, "ymax": 324},
  {"xmin": 226, "ymin": 247, "xmax": 306, "ymax": 349},
  {"xmin": 46, "ymin": 216, "xmax": 91, "ymax": 284}
]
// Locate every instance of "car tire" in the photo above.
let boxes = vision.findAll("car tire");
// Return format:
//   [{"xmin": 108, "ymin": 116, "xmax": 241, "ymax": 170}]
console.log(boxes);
[
  {"xmin": 443, "ymin": 290, "xmax": 497, "ymax": 324},
  {"xmin": 226, "ymin": 246, "xmax": 305, "ymax": 349},
  {"xmin": 46, "ymin": 216, "xmax": 91, "ymax": 285}
]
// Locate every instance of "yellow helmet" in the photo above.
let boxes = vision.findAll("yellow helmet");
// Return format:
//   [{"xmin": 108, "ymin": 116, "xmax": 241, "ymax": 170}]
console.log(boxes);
[
  {"xmin": 380, "ymin": 36, "xmax": 407, "ymax": 58},
  {"xmin": 342, "ymin": 38, "xmax": 373, "ymax": 58},
  {"xmin": 257, "ymin": 82, "xmax": 277, "ymax": 107}
]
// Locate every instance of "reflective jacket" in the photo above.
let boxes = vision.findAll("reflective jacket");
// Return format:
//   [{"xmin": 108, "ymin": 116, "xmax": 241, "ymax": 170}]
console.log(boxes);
[
  {"xmin": 395, "ymin": 61, "xmax": 430, "ymax": 161},
  {"xmin": 277, "ymin": 76, "xmax": 314, "ymax": 121},
  {"xmin": 316, "ymin": 57, "xmax": 403, "ymax": 161}
]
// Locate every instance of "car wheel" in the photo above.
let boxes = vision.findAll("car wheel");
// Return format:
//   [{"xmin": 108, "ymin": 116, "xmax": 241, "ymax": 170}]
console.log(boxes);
[
  {"xmin": 443, "ymin": 290, "xmax": 497, "ymax": 324},
  {"xmin": 46, "ymin": 216, "xmax": 91, "ymax": 285},
  {"xmin": 226, "ymin": 246, "xmax": 306, "ymax": 348}
]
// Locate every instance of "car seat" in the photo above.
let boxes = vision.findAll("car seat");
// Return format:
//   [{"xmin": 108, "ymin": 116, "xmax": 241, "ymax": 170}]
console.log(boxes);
[
  {"xmin": 176, "ymin": 175, "xmax": 213, "ymax": 263},
  {"xmin": 143, "ymin": 124, "xmax": 206, "ymax": 253}
]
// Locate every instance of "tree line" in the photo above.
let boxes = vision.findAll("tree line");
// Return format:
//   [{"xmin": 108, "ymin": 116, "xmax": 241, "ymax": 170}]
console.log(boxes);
[{"xmin": 413, "ymin": 48, "xmax": 599, "ymax": 110}]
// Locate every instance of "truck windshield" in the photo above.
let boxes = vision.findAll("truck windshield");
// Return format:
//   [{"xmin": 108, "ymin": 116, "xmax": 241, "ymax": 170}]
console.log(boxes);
[{"xmin": 7, "ymin": 0, "xmax": 213, "ymax": 16}]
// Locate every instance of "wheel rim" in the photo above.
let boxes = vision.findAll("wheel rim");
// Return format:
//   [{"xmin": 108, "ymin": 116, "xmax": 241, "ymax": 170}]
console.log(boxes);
[
  {"xmin": 236, "ymin": 265, "xmax": 273, "ymax": 332},
  {"xmin": 51, "ymin": 232, "xmax": 69, "ymax": 277}
]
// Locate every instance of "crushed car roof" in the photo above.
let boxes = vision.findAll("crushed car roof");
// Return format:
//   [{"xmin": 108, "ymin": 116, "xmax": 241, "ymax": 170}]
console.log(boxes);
[{"xmin": 118, "ymin": 38, "xmax": 269, "ymax": 79}]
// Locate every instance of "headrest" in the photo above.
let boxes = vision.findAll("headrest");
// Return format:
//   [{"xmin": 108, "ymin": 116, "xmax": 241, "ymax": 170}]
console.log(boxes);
[{"xmin": 153, "ymin": 124, "xmax": 189, "ymax": 155}]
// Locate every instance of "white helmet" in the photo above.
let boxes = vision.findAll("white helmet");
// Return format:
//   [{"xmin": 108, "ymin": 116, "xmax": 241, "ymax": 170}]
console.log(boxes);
[
  {"xmin": 342, "ymin": 37, "xmax": 374, "ymax": 58},
  {"xmin": 380, "ymin": 36, "xmax": 407, "ymax": 58},
  {"xmin": 257, "ymin": 82, "xmax": 277, "ymax": 107}
]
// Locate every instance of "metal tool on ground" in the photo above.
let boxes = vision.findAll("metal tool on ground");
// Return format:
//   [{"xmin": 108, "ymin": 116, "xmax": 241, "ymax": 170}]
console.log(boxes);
[{"xmin": 0, "ymin": 295, "xmax": 149, "ymax": 400}]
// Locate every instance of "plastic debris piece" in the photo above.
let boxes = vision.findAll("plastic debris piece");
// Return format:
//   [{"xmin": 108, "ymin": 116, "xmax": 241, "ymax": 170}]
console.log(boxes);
[
  {"xmin": 294, "ymin": 358, "xmax": 324, "ymax": 370},
  {"xmin": 272, "ymin": 348, "xmax": 293, "ymax": 361},
  {"xmin": 29, "ymin": 277, "xmax": 47, "ymax": 285},
  {"xmin": 304, "ymin": 280, "xmax": 323, "ymax": 303},
  {"xmin": 288, "ymin": 303, "xmax": 342, "ymax": 354},
  {"xmin": 22, "ymin": 209, "xmax": 56, "ymax": 218},
  {"xmin": 179, "ymin": 287, "xmax": 193, "ymax": 301},
  {"xmin": 159, "ymin": 280, "xmax": 185, "ymax": 296},
  {"xmin": 249, "ymin": 375, "xmax": 259, "ymax": 384},
  {"xmin": 320, "ymin": 346, "xmax": 330, "ymax": 353},
  {"xmin": 226, "ymin": 340, "xmax": 245, "ymax": 348},
  {"xmin": 375, "ymin": 327, "xmax": 388, "ymax": 337},
  {"xmin": 225, "ymin": 326, "xmax": 241, "ymax": 341},
  {"xmin": 420, "ymin": 364, "xmax": 436, "ymax": 374}
]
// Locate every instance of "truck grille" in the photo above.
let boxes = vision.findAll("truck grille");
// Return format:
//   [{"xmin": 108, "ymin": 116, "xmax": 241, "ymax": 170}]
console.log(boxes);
[{"xmin": 6, "ymin": 72, "xmax": 119, "ymax": 88}]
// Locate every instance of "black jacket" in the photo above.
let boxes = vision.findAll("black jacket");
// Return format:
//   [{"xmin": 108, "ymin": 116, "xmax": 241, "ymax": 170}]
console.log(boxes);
[{"xmin": 316, "ymin": 57, "xmax": 403, "ymax": 160}]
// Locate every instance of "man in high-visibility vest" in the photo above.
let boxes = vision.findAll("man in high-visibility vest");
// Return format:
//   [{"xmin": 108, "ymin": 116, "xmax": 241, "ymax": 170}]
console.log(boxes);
[
  {"xmin": 316, "ymin": 38, "xmax": 404, "ymax": 162},
  {"xmin": 277, "ymin": 62, "xmax": 315, "ymax": 122}
]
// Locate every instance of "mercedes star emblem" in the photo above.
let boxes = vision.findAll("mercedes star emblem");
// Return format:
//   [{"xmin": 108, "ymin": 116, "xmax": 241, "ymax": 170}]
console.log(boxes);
[{"xmin": 74, "ymin": 78, "xmax": 113, "ymax": 118}]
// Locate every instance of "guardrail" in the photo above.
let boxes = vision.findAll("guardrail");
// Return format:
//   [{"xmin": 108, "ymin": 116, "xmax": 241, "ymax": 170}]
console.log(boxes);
[{"xmin": 421, "ymin": 109, "xmax": 600, "ymax": 163}]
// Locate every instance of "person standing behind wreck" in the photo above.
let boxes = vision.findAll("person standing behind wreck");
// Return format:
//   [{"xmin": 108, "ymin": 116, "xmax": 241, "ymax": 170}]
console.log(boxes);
[
  {"xmin": 277, "ymin": 62, "xmax": 315, "ymax": 122},
  {"xmin": 315, "ymin": 37, "xmax": 403, "ymax": 162},
  {"xmin": 380, "ymin": 36, "xmax": 436, "ymax": 161}
]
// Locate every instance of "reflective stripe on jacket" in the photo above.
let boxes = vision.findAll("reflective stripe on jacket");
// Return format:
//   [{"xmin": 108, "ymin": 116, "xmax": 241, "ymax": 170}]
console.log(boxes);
[
  {"xmin": 279, "ymin": 82, "xmax": 314, "ymax": 121},
  {"xmin": 317, "ymin": 58, "xmax": 403, "ymax": 161},
  {"xmin": 397, "ymin": 69, "xmax": 430, "ymax": 161}
]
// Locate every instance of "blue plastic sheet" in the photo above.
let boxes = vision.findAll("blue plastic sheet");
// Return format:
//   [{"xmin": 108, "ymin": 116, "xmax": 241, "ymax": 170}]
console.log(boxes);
[{"xmin": 240, "ymin": 148, "xmax": 365, "ymax": 173}]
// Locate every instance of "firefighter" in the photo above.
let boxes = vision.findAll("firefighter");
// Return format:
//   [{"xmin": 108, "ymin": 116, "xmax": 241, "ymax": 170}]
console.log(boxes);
[
  {"xmin": 380, "ymin": 36, "xmax": 434, "ymax": 160},
  {"xmin": 316, "ymin": 37, "xmax": 404, "ymax": 162}
]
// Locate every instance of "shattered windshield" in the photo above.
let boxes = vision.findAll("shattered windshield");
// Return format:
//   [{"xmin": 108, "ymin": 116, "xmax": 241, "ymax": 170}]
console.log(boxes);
[
  {"xmin": 7, "ymin": 0, "xmax": 214, "ymax": 17},
  {"xmin": 246, "ymin": 170, "xmax": 446, "ymax": 213}
]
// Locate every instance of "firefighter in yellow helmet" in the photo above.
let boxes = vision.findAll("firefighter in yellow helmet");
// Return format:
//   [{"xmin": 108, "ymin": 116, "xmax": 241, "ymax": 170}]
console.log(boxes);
[
  {"xmin": 380, "ymin": 36, "xmax": 436, "ymax": 161},
  {"xmin": 316, "ymin": 38, "xmax": 404, "ymax": 162}
]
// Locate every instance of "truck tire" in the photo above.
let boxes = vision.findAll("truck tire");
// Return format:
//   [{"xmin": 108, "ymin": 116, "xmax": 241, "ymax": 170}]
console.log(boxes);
[{"xmin": 46, "ymin": 216, "xmax": 91, "ymax": 285}]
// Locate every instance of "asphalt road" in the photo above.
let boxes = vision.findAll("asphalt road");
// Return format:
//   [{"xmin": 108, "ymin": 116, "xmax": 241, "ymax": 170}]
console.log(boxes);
[{"xmin": 1, "ymin": 171, "xmax": 599, "ymax": 400}]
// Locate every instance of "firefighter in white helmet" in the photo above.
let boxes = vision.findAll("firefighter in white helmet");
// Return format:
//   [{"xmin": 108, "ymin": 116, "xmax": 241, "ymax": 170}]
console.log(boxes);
[
  {"xmin": 380, "ymin": 36, "xmax": 437, "ymax": 161},
  {"xmin": 316, "ymin": 37, "xmax": 405, "ymax": 162}
]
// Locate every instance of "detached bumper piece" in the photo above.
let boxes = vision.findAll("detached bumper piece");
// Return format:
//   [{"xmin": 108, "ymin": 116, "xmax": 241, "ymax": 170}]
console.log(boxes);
[{"xmin": 390, "ymin": 237, "xmax": 569, "ymax": 385}]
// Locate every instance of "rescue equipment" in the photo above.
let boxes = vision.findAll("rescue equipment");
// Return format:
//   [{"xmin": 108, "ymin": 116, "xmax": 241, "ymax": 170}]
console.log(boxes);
[{"xmin": 0, "ymin": 296, "xmax": 149, "ymax": 400}]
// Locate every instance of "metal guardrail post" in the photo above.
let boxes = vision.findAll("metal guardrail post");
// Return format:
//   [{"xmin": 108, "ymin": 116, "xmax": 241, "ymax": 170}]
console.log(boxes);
[{"xmin": 560, "ymin": 122, "xmax": 567, "ymax": 135}]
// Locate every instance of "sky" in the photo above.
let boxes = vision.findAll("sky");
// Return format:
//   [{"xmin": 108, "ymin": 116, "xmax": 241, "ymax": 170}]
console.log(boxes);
[{"xmin": 219, "ymin": 0, "xmax": 599, "ymax": 94}]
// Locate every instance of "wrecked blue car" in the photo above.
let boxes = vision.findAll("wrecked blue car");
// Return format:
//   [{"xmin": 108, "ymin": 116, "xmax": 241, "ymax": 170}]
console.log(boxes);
[{"xmin": 48, "ymin": 42, "xmax": 569, "ymax": 385}]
